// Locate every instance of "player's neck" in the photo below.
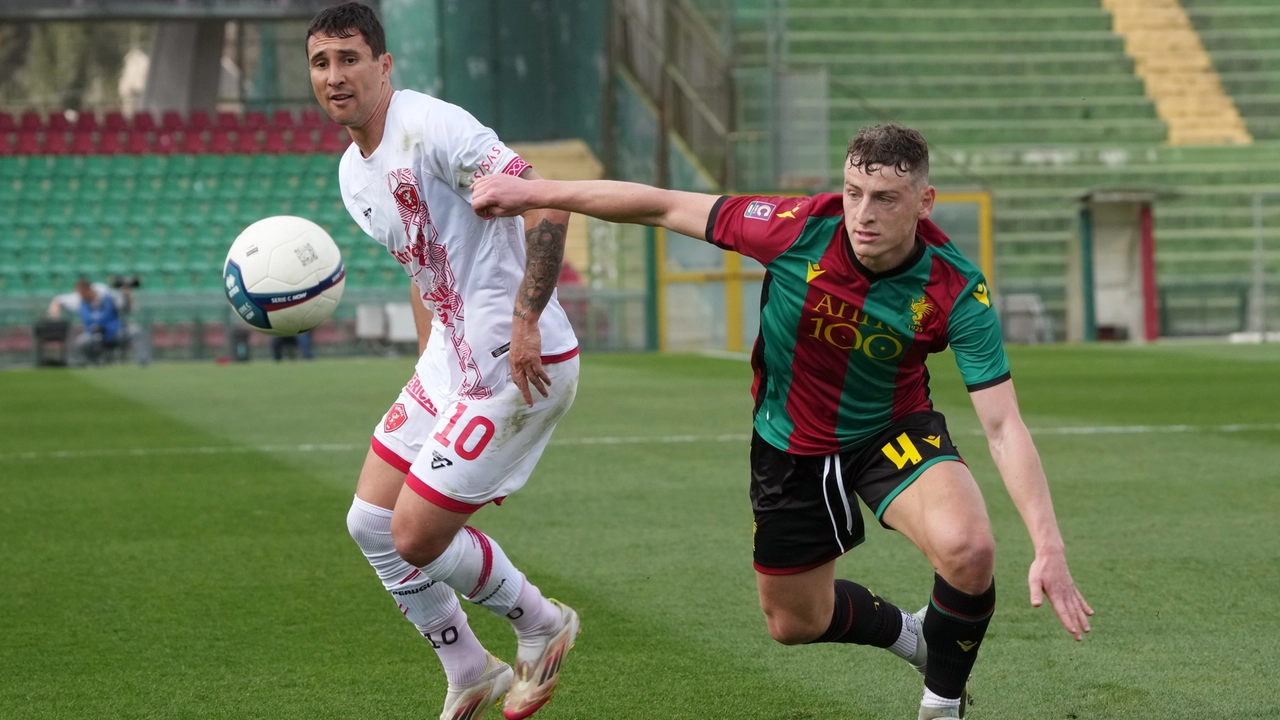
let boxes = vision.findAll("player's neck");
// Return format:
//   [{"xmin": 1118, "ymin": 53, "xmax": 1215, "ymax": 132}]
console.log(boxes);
[
  {"xmin": 852, "ymin": 235, "xmax": 919, "ymax": 275},
  {"xmin": 348, "ymin": 85, "xmax": 394, "ymax": 158}
]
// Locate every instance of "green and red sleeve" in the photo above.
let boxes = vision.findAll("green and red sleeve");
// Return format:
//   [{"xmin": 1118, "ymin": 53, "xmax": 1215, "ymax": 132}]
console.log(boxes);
[{"xmin": 705, "ymin": 195, "xmax": 816, "ymax": 263}]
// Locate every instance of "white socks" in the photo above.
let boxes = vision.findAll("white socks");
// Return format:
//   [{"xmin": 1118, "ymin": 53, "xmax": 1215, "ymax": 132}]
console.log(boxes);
[
  {"xmin": 346, "ymin": 497, "xmax": 487, "ymax": 685},
  {"xmin": 887, "ymin": 609, "xmax": 919, "ymax": 660},
  {"xmin": 922, "ymin": 688, "xmax": 962, "ymax": 709},
  {"xmin": 418, "ymin": 525, "xmax": 525, "ymax": 616}
]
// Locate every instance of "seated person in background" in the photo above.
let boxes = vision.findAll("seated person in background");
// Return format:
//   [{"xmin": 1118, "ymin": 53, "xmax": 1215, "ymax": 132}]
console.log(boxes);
[
  {"xmin": 270, "ymin": 331, "xmax": 314, "ymax": 361},
  {"xmin": 47, "ymin": 276, "xmax": 134, "ymax": 365}
]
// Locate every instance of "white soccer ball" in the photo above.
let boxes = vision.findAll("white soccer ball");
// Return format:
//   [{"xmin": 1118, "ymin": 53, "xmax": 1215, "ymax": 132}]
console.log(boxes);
[{"xmin": 223, "ymin": 216, "xmax": 346, "ymax": 337}]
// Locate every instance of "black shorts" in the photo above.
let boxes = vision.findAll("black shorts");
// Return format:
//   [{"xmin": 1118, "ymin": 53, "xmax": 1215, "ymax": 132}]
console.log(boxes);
[{"xmin": 750, "ymin": 410, "xmax": 963, "ymax": 575}]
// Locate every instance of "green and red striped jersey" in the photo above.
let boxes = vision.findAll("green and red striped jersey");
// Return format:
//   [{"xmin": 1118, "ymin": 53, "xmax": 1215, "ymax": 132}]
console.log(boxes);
[{"xmin": 706, "ymin": 193, "xmax": 1010, "ymax": 455}]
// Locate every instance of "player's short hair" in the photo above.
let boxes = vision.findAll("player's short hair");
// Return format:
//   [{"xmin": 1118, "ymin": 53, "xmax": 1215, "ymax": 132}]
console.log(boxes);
[
  {"xmin": 846, "ymin": 124, "xmax": 929, "ymax": 184},
  {"xmin": 74, "ymin": 276, "xmax": 91, "ymax": 291},
  {"xmin": 306, "ymin": 1, "xmax": 386, "ymax": 58}
]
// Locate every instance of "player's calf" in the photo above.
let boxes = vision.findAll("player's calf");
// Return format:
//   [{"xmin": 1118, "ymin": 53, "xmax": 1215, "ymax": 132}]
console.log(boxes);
[
  {"xmin": 922, "ymin": 573, "xmax": 995, "ymax": 707},
  {"xmin": 806, "ymin": 580, "xmax": 921, "ymax": 665}
]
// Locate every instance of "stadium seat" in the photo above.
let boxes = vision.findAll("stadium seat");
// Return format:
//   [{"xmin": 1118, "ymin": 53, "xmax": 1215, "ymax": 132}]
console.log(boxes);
[
  {"xmin": 131, "ymin": 112, "xmax": 156, "ymax": 132},
  {"xmin": 317, "ymin": 127, "xmax": 348, "ymax": 153},
  {"xmin": 180, "ymin": 131, "xmax": 207, "ymax": 154},
  {"xmin": 71, "ymin": 131, "xmax": 97, "ymax": 154},
  {"xmin": 215, "ymin": 111, "xmax": 239, "ymax": 130},
  {"xmin": 47, "ymin": 114, "xmax": 71, "ymax": 132},
  {"xmin": 208, "ymin": 129, "xmax": 235, "ymax": 154},
  {"xmin": 300, "ymin": 108, "xmax": 324, "ymax": 127},
  {"xmin": 98, "ymin": 131, "xmax": 124, "ymax": 155},
  {"xmin": 125, "ymin": 131, "xmax": 151, "ymax": 154},
  {"xmin": 75, "ymin": 112, "xmax": 98, "ymax": 132},
  {"xmin": 263, "ymin": 128, "xmax": 289, "ymax": 154},
  {"xmin": 244, "ymin": 110, "xmax": 267, "ymax": 130},
  {"xmin": 43, "ymin": 132, "xmax": 70, "ymax": 155},
  {"xmin": 0, "ymin": 134, "xmax": 13, "ymax": 156},
  {"xmin": 160, "ymin": 111, "xmax": 183, "ymax": 132},
  {"xmin": 0, "ymin": 112, "xmax": 14, "ymax": 132},
  {"xmin": 103, "ymin": 112, "xmax": 128, "ymax": 132},
  {"xmin": 20, "ymin": 112, "xmax": 42, "ymax": 131},
  {"xmin": 287, "ymin": 128, "xmax": 316, "ymax": 153},
  {"xmin": 155, "ymin": 130, "xmax": 179, "ymax": 154},
  {"xmin": 15, "ymin": 131, "xmax": 41, "ymax": 155},
  {"xmin": 272, "ymin": 109, "xmax": 294, "ymax": 127},
  {"xmin": 188, "ymin": 110, "xmax": 212, "ymax": 130},
  {"xmin": 234, "ymin": 131, "xmax": 261, "ymax": 154}
]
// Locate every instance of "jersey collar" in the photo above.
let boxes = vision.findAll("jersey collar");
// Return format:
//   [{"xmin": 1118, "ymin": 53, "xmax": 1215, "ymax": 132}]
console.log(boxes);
[{"xmin": 841, "ymin": 229, "xmax": 928, "ymax": 283}]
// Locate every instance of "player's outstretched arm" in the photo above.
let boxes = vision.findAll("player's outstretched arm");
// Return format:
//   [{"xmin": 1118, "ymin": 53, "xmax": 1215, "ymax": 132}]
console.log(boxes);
[
  {"xmin": 969, "ymin": 380, "xmax": 1095, "ymax": 641},
  {"xmin": 472, "ymin": 173, "xmax": 719, "ymax": 241}
]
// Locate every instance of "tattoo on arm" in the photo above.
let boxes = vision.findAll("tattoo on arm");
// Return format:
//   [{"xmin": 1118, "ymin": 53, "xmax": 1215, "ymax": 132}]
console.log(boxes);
[{"xmin": 516, "ymin": 218, "xmax": 567, "ymax": 318}]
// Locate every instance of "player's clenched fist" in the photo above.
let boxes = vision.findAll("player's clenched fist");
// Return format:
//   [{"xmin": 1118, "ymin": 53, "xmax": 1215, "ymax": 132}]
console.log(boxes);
[{"xmin": 472, "ymin": 173, "xmax": 537, "ymax": 218}]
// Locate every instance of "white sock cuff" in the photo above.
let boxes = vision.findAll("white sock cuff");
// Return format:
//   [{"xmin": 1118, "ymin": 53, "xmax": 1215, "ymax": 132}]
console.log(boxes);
[
  {"xmin": 350, "ymin": 495, "xmax": 394, "ymax": 519},
  {"xmin": 922, "ymin": 688, "xmax": 962, "ymax": 708}
]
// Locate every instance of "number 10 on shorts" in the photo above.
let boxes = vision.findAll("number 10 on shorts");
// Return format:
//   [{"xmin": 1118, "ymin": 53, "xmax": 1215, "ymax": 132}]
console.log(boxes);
[{"xmin": 433, "ymin": 402, "xmax": 496, "ymax": 461}]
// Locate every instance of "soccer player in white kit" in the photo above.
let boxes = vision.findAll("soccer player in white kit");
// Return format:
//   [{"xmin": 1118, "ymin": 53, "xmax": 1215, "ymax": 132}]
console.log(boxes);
[{"xmin": 307, "ymin": 5, "xmax": 580, "ymax": 719}]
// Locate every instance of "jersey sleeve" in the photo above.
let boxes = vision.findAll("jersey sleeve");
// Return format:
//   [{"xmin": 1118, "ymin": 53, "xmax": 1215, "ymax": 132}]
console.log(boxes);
[
  {"xmin": 704, "ymin": 195, "xmax": 813, "ymax": 265},
  {"xmin": 423, "ymin": 102, "xmax": 529, "ymax": 194},
  {"xmin": 947, "ymin": 276, "xmax": 1011, "ymax": 391}
]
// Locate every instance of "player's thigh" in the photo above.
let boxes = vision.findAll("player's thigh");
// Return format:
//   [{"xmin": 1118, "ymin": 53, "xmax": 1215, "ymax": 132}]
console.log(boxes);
[
  {"xmin": 879, "ymin": 460, "xmax": 993, "ymax": 575},
  {"xmin": 355, "ymin": 447, "xmax": 407, "ymax": 510},
  {"xmin": 389, "ymin": 478, "xmax": 473, "ymax": 563},
  {"xmin": 407, "ymin": 357, "xmax": 578, "ymax": 509}
]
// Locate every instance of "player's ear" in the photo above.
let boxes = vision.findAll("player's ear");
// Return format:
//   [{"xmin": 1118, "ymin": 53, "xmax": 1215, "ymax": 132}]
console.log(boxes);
[
  {"xmin": 380, "ymin": 51, "xmax": 393, "ymax": 81},
  {"xmin": 917, "ymin": 184, "xmax": 936, "ymax": 220}
]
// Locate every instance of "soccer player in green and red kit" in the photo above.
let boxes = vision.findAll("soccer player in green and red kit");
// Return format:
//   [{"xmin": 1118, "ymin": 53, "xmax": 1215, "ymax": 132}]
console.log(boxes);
[{"xmin": 471, "ymin": 124, "xmax": 1093, "ymax": 719}]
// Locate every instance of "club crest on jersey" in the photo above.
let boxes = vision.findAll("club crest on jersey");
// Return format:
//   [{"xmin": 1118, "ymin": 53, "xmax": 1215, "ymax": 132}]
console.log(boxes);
[
  {"xmin": 909, "ymin": 295, "xmax": 934, "ymax": 332},
  {"xmin": 743, "ymin": 200, "xmax": 776, "ymax": 221},
  {"xmin": 384, "ymin": 403, "xmax": 408, "ymax": 432},
  {"xmin": 393, "ymin": 182, "xmax": 422, "ymax": 214}
]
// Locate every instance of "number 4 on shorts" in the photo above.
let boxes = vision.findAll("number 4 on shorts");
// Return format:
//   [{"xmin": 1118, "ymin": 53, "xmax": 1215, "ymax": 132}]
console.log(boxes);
[{"xmin": 881, "ymin": 433, "xmax": 922, "ymax": 470}]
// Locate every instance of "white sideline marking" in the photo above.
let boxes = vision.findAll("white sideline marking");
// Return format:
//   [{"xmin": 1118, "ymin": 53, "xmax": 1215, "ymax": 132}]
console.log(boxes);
[{"xmin": 1, "ymin": 424, "xmax": 1278, "ymax": 462}]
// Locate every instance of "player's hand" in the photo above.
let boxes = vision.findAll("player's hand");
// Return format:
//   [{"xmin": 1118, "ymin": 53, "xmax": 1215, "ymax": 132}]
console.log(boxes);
[
  {"xmin": 1028, "ymin": 547, "xmax": 1094, "ymax": 641},
  {"xmin": 472, "ymin": 174, "xmax": 536, "ymax": 219},
  {"xmin": 509, "ymin": 313, "xmax": 551, "ymax": 407}
]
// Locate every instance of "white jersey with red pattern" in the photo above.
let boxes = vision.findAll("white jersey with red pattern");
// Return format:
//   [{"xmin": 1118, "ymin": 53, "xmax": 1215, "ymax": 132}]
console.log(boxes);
[{"xmin": 339, "ymin": 90, "xmax": 578, "ymax": 400}]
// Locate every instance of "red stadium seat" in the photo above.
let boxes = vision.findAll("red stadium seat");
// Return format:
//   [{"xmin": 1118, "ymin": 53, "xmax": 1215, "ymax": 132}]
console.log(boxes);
[
  {"xmin": 161, "ymin": 111, "xmax": 183, "ymax": 131},
  {"xmin": 132, "ymin": 112, "xmax": 156, "ymax": 132},
  {"xmin": 0, "ymin": 133, "xmax": 14, "ymax": 156},
  {"xmin": 20, "ymin": 112, "xmax": 42, "ymax": 131},
  {"xmin": 209, "ymin": 129, "xmax": 234, "ymax": 154},
  {"xmin": 71, "ymin": 131, "xmax": 97, "ymax": 154},
  {"xmin": 104, "ymin": 112, "xmax": 128, "ymax": 132},
  {"xmin": 0, "ymin": 112, "xmax": 14, "ymax": 132},
  {"xmin": 317, "ymin": 127, "xmax": 349, "ymax": 153},
  {"xmin": 125, "ymin": 130, "xmax": 152, "ymax": 154},
  {"xmin": 75, "ymin": 112, "xmax": 98, "ymax": 131},
  {"xmin": 99, "ymin": 131, "xmax": 124, "ymax": 154},
  {"xmin": 288, "ymin": 128, "xmax": 317, "ymax": 153},
  {"xmin": 216, "ymin": 111, "xmax": 239, "ymax": 130},
  {"xmin": 155, "ymin": 130, "xmax": 179, "ymax": 154},
  {"xmin": 271, "ymin": 109, "xmax": 295, "ymax": 127},
  {"xmin": 300, "ymin": 108, "xmax": 324, "ymax": 127},
  {"xmin": 244, "ymin": 110, "xmax": 267, "ymax": 129},
  {"xmin": 188, "ymin": 110, "xmax": 212, "ymax": 130},
  {"xmin": 47, "ymin": 113, "xmax": 71, "ymax": 132},
  {"xmin": 180, "ymin": 130, "xmax": 207, "ymax": 154},
  {"xmin": 263, "ymin": 128, "xmax": 288, "ymax": 154},
  {"xmin": 234, "ymin": 129, "xmax": 261, "ymax": 153},
  {"xmin": 44, "ymin": 132, "xmax": 70, "ymax": 155},
  {"xmin": 15, "ymin": 131, "xmax": 42, "ymax": 154}
]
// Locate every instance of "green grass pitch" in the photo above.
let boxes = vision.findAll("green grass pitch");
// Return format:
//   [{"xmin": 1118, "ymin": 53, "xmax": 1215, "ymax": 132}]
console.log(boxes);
[{"xmin": 2, "ymin": 345, "xmax": 1278, "ymax": 719}]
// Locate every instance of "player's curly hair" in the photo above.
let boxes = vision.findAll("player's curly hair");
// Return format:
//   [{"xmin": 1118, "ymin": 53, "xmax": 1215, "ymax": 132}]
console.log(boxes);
[
  {"xmin": 306, "ymin": 1, "xmax": 386, "ymax": 57},
  {"xmin": 846, "ymin": 124, "xmax": 929, "ymax": 183}
]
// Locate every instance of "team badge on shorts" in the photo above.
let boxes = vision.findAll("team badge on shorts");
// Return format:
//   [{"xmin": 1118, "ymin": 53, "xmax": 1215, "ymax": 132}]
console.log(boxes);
[
  {"xmin": 744, "ymin": 200, "xmax": 776, "ymax": 221},
  {"xmin": 384, "ymin": 403, "xmax": 408, "ymax": 432}
]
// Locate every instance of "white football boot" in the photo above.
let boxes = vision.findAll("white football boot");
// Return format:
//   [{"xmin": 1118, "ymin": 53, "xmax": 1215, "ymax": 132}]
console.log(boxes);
[
  {"xmin": 440, "ymin": 653, "xmax": 513, "ymax": 720},
  {"xmin": 502, "ymin": 599, "xmax": 580, "ymax": 720}
]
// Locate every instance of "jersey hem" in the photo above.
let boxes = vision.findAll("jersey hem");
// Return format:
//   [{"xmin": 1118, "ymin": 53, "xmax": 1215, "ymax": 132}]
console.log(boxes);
[
  {"xmin": 406, "ymin": 472, "xmax": 506, "ymax": 512},
  {"xmin": 370, "ymin": 438, "xmax": 412, "ymax": 474},
  {"xmin": 541, "ymin": 347, "xmax": 580, "ymax": 364},
  {"xmin": 965, "ymin": 371, "xmax": 1012, "ymax": 393}
]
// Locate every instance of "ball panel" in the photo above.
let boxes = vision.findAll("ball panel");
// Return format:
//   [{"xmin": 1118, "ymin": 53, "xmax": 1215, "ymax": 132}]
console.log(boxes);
[{"xmin": 224, "ymin": 216, "xmax": 345, "ymax": 337}]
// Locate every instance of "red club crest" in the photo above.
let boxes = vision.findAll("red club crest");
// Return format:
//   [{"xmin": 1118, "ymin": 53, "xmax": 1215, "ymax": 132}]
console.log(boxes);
[
  {"xmin": 393, "ymin": 182, "xmax": 421, "ymax": 213},
  {"xmin": 384, "ymin": 403, "xmax": 408, "ymax": 432}
]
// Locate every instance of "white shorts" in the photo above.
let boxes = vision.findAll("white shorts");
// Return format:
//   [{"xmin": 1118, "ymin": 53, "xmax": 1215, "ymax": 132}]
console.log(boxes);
[{"xmin": 371, "ymin": 349, "xmax": 579, "ymax": 512}]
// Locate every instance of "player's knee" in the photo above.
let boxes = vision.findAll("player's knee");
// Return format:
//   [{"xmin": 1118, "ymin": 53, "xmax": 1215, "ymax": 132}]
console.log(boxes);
[
  {"xmin": 392, "ymin": 527, "xmax": 451, "ymax": 568},
  {"xmin": 347, "ymin": 500, "xmax": 392, "ymax": 552},
  {"xmin": 761, "ymin": 606, "xmax": 826, "ymax": 645},
  {"xmin": 933, "ymin": 531, "xmax": 995, "ymax": 592}
]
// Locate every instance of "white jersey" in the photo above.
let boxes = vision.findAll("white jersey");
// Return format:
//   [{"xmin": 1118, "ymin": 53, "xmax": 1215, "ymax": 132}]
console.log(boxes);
[{"xmin": 339, "ymin": 90, "xmax": 578, "ymax": 400}]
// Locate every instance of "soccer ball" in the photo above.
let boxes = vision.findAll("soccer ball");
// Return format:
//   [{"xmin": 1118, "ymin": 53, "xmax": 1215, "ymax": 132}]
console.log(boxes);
[{"xmin": 223, "ymin": 216, "xmax": 346, "ymax": 337}]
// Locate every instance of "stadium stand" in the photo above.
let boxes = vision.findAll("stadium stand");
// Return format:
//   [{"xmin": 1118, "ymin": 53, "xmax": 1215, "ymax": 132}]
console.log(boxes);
[{"xmin": 735, "ymin": 0, "xmax": 1280, "ymax": 336}]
